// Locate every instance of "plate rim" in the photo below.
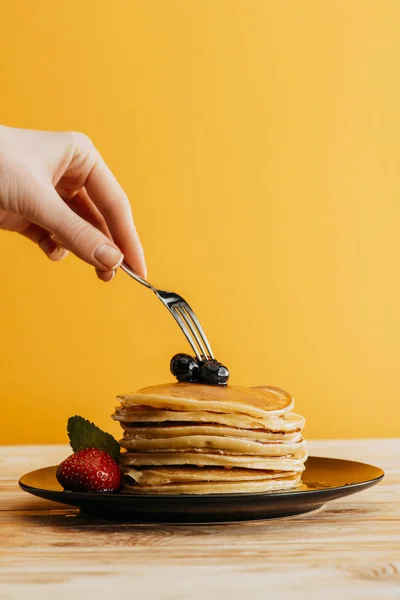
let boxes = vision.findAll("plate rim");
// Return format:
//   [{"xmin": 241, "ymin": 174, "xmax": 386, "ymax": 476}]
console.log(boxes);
[{"xmin": 18, "ymin": 455, "xmax": 385, "ymax": 500}]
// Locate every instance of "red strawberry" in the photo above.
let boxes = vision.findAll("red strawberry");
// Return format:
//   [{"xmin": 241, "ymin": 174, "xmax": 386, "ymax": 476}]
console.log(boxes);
[{"xmin": 56, "ymin": 448, "xmax": 122, "ymax": 493}]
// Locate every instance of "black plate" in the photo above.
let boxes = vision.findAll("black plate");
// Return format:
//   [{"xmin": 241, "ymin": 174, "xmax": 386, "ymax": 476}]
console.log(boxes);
[{"xmin": 19, "ymin": 456, "xmax": 384, "ymax": 523}]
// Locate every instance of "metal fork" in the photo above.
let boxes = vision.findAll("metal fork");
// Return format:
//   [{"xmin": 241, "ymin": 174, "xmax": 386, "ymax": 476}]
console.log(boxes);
[{"xmin": 120, "ymin": 261, "xmax": 214, "ymax": 361}]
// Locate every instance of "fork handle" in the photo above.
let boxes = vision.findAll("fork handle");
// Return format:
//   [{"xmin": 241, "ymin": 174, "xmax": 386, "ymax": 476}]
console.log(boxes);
[{"xmin": 120, "ymin": 261, "xmax": 154, "ymax": 290}]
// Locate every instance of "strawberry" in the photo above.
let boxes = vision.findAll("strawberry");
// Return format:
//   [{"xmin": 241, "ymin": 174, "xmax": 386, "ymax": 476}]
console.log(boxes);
[{"xmin": 56, "ymin": 448, "xmax": 122, "ymax": 493}]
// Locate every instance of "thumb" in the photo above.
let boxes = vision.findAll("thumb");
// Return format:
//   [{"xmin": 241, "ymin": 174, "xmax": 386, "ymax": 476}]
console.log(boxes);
[{"xmin": 24, "ymin": 185, "xmax": 124, "ymax": 271}]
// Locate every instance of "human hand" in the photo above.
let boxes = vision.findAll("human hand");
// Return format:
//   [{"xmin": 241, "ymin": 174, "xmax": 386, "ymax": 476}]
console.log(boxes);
[{"xmin": 0, "ymin": 125, "xmax": 146, "ymax": 282}]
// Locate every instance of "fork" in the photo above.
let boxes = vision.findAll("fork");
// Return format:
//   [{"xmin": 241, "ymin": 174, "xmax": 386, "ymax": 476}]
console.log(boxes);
[{"xmin": 120, "ymin": 261, "xmax": 214, "ymax": 362}]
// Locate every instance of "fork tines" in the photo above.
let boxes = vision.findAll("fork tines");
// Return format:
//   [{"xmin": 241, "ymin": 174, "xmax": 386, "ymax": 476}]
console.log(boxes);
[{"xmin": 172, "ymin": 302, "xmax": 214, "ymax": 362}]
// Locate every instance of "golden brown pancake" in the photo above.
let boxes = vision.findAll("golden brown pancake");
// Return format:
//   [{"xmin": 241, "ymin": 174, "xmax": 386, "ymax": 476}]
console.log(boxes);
[
  {"xmin": 120, "ymin": 435, "xmax": 306, "ymax": 456},
  {"xmin": 113, "ymin": 382, "xmax": 307, "ymax": 494},
  {"xmin": 113, "ymin": 407, "xmax": 304, "ymax": 432},
  {"xmin": 118, "ymin": 383, "xmax": 293, "ymax": 417},
  {"xmin": 125, "ymin": 466, "xmax": 298, "ymax": 484},
  {"xmin": 123, "ymin": 476, "xmax": 301, "ymax": 494},
  {"xmin": 121, "ymin": 451, "xmax": 306, "ymax": 471},
  {"xmin": 123, "ymin": 465, "xmax": 302, "ymax": 493},
  {"xmin": 120, "ymin": 423, "xmax": 302, "ymax": 442}
]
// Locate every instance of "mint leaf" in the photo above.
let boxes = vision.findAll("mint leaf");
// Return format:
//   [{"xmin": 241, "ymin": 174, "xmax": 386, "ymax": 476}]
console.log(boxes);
[{"xmin": 67, "ymin": 415, "xmax": 120, "ymax": 462}]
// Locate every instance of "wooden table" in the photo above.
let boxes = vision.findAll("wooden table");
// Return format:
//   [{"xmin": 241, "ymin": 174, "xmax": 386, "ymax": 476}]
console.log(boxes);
[{"xmin": 0, "ymin": 440, "xmax": 399, "ymax": 599}]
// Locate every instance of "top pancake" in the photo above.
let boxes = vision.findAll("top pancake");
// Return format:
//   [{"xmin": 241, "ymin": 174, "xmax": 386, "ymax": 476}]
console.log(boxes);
[{"xmin": 118, "ymin": 383, "xmax": 294, "ymax": 418}]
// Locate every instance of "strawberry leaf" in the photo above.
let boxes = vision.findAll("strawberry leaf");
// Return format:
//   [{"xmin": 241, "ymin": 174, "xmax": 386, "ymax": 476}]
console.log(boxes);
[{"xmin": 67, "ymin": 416, "xmax": 120, "ymax": 462}]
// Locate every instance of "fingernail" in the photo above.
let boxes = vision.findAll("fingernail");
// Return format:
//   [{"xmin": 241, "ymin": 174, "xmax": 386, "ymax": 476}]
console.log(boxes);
[
  {"xmin": 94, "ymin": 243, "xmax": 123, "ymax": 270},
  {"xmin": 51, "ymin": 247, "xmax": 69, "ymax": 262},
  {"xmin": 141, "ymin": 254, "xmax": 148, "ymax": 279}
]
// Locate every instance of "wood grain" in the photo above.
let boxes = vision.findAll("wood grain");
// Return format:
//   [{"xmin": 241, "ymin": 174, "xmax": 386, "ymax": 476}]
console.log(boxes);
[{"xmin": 0, "ymin": 440, "xmax": 399, "ymax": 599}]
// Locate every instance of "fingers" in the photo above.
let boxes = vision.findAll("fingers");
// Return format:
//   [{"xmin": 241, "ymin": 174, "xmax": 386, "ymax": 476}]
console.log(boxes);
[
  {"xmin": 53, "ymin": 131, "xmax": 146, "ymax": 278},
  {"xmin": 95, "ymin": 267, "xmax": 115, "ymax": 283},
  {"xmin": 64, "ymin": 189, "xmax": 114, "ymax": 282},
  {"xmin": 18, "ymin": 222, "xmax": 68, "ymax": 262},
  {"xmin": 85, "ymin": 158, "xmax": 147, "ymax": 278},
  {"xmin": 4, "ymin": 128, "xmax": 145, "ymax": 280},
  {"xmin": 64, "ymin": 188, "xmax": 111, "ymax": 237},
  {"xmin": 22, "ymin": 185, "xmax": 124, "ymax": 272},
  {"xmin": 39, "ymin": 234, "xmax": 69, "ymax": 261}
]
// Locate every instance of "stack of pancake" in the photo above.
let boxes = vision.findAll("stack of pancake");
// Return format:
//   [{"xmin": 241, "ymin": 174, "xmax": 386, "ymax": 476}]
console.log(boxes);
[{"xmin": 112, "ymin": 382, "xmax": 307, "ymax": 494}]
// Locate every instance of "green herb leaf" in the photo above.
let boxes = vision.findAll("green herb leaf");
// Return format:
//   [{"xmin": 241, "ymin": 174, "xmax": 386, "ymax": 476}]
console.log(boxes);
[{"xmin": 67, "ymin": 415, "xmax": 120, "ymax": 462}]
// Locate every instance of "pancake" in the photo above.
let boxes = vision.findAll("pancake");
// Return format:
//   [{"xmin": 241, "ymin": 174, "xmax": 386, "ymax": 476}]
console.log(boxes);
[
  {"xmin": 123, "ymin": 476, "xmax": 301, "ymax": 494},
  {"xmin": 120, "ymin": 423, "xmax": 302, "ymax": 442},
  {"xmin": 124, "ymin": 466, "xmax": 297, "ymax": 484},
  {"xmin": 121, "ymin": 451, "xmax": 306, "ymax": 471},
  {"xmin": 118, "ymin": 383, "xmax": 294, "ymax": 417},
  {"xmin": 113, "ymin": 408, "xmax": 304, "ymax": 432},
  {"xmin": 114, "ymin": 381, "xmax": 307, "ymax": 494},
  {"xmin": 124, "ymin": 465, "xmax": 301, "ymax": 494},
  {"xmin": 120, "ymin": 435, "xmax": 306, "ymax": 457}
]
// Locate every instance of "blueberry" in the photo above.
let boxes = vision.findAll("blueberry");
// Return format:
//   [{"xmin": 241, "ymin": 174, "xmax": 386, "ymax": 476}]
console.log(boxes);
[
  {"xmin": 200, "ymin": 360, "xmax": 230, "ymax": 386},
  {"xmin": 170, "ymin": 353, "xmax": 199, "ymax": 382}
]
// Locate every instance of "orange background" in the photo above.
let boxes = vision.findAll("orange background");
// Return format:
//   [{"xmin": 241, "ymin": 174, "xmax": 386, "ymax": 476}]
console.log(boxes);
[{"xmin": 1, "ymin": 1, "xmax": 400, "ymax": 444}]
